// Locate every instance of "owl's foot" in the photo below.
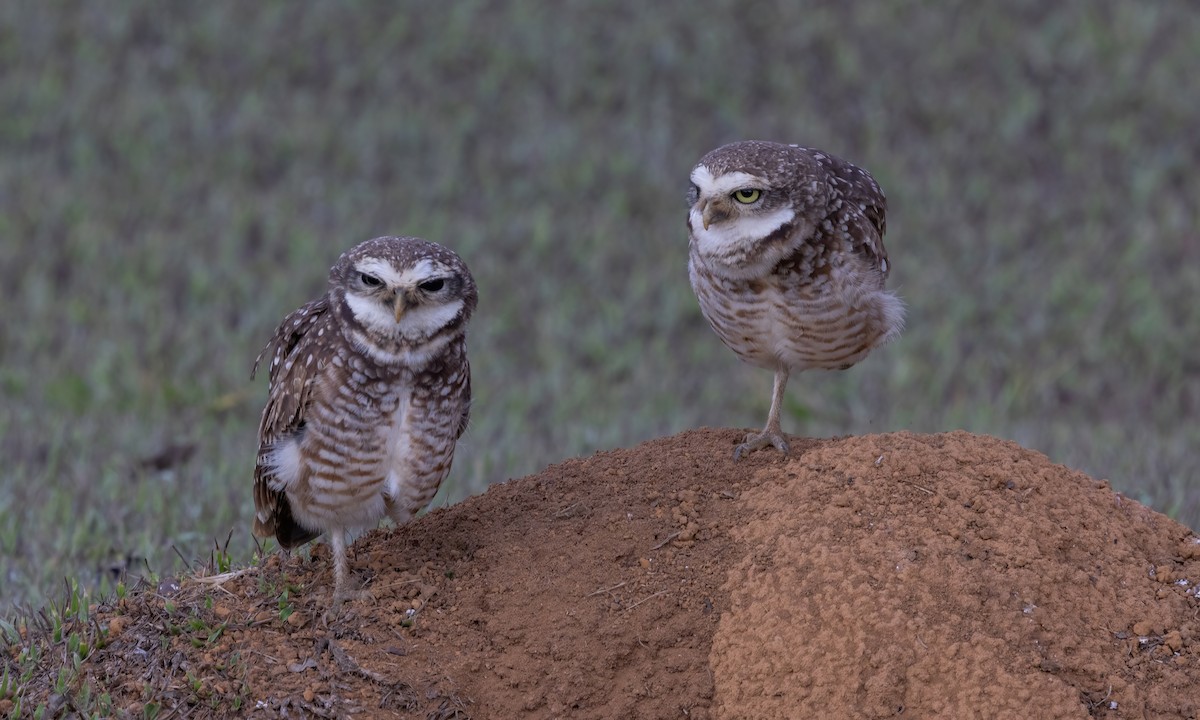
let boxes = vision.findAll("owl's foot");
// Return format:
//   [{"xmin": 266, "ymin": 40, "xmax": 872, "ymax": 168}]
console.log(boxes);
[
  {"xmin": 332, "ymin": 582, "xmax": 374, "ymax": 605},
  {"xmin": 325, "ymin": 578, "xmax": 375, "ymax": 621},
  {"xmin": 323, "ymin": 531, "xmax": 375, "ymax": 614},
  {"xmin": 733, "ymin": 429, "xmax": 790, "ymax": 461}
]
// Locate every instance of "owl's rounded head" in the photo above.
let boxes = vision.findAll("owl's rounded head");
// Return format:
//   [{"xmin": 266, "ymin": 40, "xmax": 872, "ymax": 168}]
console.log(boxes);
[
  {"xmin": 687, "ymin": 141, "xmax": 832, "ymax": 278},
  {"xmin": 330, "ymin": 236, "xmax": 477, "ymax": 365}
]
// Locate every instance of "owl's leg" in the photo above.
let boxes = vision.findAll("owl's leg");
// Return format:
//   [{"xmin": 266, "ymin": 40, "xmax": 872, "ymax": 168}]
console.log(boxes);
[
  {"xmin": 327, "ymin": 530, "xmax": 372, "ymax": 609},
  {"xmin": 734, "ymin": 367, "xmax": 791, "ymax": 461},
  {"xmin": 330, "ymin": 529, "xmax": 350, "ymax": 600}
]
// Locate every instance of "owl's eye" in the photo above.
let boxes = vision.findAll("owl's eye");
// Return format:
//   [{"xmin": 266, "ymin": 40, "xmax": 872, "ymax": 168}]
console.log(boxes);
[
  {"xmin": 360, "ymin": 273, "xmax": 383, "ymax": 287},
  {"xmin": 418, "ymin": 278, "xmax": 445, "ymax": 292},
  {"xmin": 732, "ymin": 188, "xmax": 762, "ymax": 204}
]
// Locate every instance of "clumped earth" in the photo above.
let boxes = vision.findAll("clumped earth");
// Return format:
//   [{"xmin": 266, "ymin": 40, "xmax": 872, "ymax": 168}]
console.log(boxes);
[{"xmin": 7, "ymin": 429, "xmax": 1199, "ymax": 718}]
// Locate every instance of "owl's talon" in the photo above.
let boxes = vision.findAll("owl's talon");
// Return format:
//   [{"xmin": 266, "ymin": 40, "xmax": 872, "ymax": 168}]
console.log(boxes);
[
  {"xmin": 733, "ymin": 431, "xmax": 791, "ymax": 461},
  {"xmin": 325, "ymin": 582, "xmax": 375, "ymax": 622},
  {"xmin": 332, "ymin": 586, "xmax": 374, "ymax": 607}
]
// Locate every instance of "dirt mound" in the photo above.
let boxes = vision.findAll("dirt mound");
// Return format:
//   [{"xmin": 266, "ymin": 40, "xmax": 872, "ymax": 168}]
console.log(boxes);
[{"xmin": 9, "ymin": 430, "xmax": 1199, "ymax": 718}]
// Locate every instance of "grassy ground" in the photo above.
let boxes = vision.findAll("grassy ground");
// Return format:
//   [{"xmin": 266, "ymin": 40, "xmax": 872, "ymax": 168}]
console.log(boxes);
[{"xmin": 1, "ymin": 1, "xmax": 1197, "ymax": 614}]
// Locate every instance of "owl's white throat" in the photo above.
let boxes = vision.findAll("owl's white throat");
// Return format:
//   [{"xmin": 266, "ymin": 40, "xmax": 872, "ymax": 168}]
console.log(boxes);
[
  {"xmin": 345, "ymin": 292, "xmax": 464, "ymax": 366},
  {"xmin": 346, "ymin": 293, "xmax": 463, "ymax": 336},
  {"xmin": 690, "ymin": 203, "xmax": 797, "ymax": 276}
]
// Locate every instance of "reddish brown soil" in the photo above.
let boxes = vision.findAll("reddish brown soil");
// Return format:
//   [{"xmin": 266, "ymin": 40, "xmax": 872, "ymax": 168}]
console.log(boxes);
[{"xmin": 9, "ymin": 429, "xmax": 1200, "ymax": 718}]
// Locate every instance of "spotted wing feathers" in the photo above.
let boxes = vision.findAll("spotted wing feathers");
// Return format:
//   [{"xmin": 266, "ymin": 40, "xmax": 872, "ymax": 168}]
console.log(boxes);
[
  {"xmin": 251, "ymin": 296, "xmax": 331, "ymax": 546},
  {"xmin": 809, "ymin": 149, "xmax": 891, "ymax": 278}
]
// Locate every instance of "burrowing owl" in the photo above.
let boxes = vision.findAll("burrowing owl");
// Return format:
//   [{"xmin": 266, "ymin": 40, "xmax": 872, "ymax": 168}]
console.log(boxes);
[
  {"xmin": 252, "ymin": 236, "xmax": 476, "ymax": 600},
  {"xmin": 687, "ymin": 141, "xmax": 904, "ymax": 460}
]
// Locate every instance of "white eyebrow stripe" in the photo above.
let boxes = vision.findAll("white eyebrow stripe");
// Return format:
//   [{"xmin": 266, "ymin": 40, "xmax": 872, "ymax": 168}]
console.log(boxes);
[
  {"xmin": 355, "ymin": 257, "xmax": 450, "ymax": 287},
  {"xmin": 355, "ymin": 258, "xmax": 405, "ymax": 286},
  {"xmin": 691, "ymin": 166, "xmax": 770, "ymax": 198}
]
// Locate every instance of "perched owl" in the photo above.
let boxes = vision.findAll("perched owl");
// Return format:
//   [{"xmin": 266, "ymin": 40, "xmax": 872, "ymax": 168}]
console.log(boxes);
[
  {"xmin": 252, "ymin": 236, "xmax": 476, "ymax": 600},
  {"xmin": 687, "ymin": 141, "xmax": 904, "ymax": 460}
]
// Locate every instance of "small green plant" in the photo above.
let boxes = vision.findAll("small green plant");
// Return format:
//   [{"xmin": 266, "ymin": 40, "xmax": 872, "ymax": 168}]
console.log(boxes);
[
  {"xmin": 264, "ymin": 578, "xmax": 303, "ymax": 624},
  {"xmin": 19, "ymin": 643, "xmax": 42, "ymax": 678},
  {"xmin": 1, "ymin": 663, "xmax": 14, "ymax": 700},
  {"xmin": 53, "ymin": 665, "xmax": 71, "ymax": 695},
  {"xmin": 0, "ymin": 618, "xmax": 19, "ymax": 645},
  {"xmin": 73, "ymin": 680, "xmax": 92, "ymax": 713},
  {"xmin": 200, "ymin": 531, "xmax": 236, "ymax": 576}
]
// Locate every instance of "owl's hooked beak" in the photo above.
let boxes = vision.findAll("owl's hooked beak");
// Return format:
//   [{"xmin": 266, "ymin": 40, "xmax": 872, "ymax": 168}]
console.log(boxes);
[
  {"xmin": 392, "ymin": 294, "xmax": 409, "ymax": 322},
  {"xmin": 699, "ymin": 197, "xmax": 728, "ymax": 230}
]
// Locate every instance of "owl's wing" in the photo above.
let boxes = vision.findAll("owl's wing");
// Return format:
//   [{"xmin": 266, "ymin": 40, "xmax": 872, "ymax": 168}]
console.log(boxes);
[
  {"xmin": 250, "ymin": 296, "xmax": 332, "ymax": 547},
  {"xmin": 455, "ymin": 358, "xmax": 472, "ymax": 440},
  {"xmin": 819, "ymin": 152, "xmax": 891, "ymax": 278}
]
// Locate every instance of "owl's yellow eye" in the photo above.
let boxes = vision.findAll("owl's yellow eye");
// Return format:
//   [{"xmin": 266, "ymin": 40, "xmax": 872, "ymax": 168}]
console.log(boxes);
[{"xmin": 732, "ymin": 188, "xmax": 762, "ymax": 204}]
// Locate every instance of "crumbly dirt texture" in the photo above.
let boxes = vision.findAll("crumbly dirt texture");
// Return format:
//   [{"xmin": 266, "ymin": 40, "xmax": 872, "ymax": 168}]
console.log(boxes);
[{"xmin": 10, "ymin": 430, "xmax": 1200, "ymax": 718}]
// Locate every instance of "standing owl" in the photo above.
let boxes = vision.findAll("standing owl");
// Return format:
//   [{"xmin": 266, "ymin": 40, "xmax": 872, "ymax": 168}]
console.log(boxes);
[
  {"xmin": 252, "ymin": 236, "xmax": 476, "ymax": 601},
  {"xmin": 687, "ymin": 141, "xmax": 904, "ymax": 460}
]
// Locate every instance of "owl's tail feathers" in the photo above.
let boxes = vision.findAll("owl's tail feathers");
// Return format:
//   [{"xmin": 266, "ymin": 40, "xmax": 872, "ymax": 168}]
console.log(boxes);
[
  {"xmin": 878, "ymin": 289, "xmax": 906, "ymax": 346},
  {"xmin": 252, "ymin": 497, "xmax": 320, "ymax": 550}
]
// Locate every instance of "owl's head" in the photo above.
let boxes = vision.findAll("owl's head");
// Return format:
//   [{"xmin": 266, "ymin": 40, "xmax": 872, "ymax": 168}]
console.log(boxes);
[
  {"xmin": 687, "ymin": 141, "xmax": 830, "ymax": 278},
  {"xmin": 331, "ymin": 236, "xmax": 477, "ymax": 365}
]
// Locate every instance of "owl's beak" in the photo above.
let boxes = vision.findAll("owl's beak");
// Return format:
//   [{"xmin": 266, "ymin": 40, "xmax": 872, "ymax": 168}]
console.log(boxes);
[
  {"xmin": 393, "ymin": 295, "xmax": 408, "ymax": 322},
  {"xmin": 700, "ymin": 198, "xmax": 726, "ymax": 230}
]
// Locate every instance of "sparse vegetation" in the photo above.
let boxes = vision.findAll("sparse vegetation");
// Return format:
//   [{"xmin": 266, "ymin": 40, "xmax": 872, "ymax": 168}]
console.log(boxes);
[{"xmin": 1, "ymin": 0, "xmax": 1197, "ymax": 628}]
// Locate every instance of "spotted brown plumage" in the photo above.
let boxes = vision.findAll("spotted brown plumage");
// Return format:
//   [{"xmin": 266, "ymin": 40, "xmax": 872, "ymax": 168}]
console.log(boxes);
[
  {"xmin": 686, "ymin": 141, "xmax": 904, "ymax": 460},
  {"xmin": 252, "ymin": 236, "xmax": 476, "ymax": 600}
]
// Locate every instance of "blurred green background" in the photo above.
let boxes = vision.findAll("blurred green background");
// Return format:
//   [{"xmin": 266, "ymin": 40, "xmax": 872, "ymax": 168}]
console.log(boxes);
[{"xmin": 1, "ymin": 1, "xmax": 1197, "ymax": 613}]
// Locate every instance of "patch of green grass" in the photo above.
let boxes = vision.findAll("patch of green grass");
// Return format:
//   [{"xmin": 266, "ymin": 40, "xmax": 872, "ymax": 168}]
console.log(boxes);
[
  {"xmin": 1, "ymin": 1, "xmax": 1198, "ymax": 613},
  {"xmin": 0, "ymin": 579, "xmax": 115, "ymax": 718}
]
